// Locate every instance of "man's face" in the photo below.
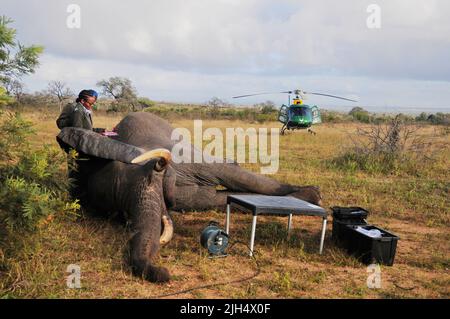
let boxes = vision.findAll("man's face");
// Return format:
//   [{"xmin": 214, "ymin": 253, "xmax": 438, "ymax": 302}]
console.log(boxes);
[{"xmin": 82, "ymin": 96, "xmax": 97, "ymax": 109}]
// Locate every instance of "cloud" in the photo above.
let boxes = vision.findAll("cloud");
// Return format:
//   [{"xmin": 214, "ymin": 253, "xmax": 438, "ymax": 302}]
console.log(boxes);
[{"xmin": 1, "ymin": 0, "xmax": 450, "ymax": 109}]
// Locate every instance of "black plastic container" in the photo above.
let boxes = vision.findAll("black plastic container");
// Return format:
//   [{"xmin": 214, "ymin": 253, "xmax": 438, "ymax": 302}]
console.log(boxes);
[
  {"xmin": 331, "ymin": 206, "xmax": 369, "ymax": 246},
  {"xmin": 345, "ymin": 224, "xmax": 399, "ymax": 266}
]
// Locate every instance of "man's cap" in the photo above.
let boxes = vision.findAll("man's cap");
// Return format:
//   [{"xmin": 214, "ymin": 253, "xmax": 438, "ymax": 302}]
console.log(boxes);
[{"xmin": 78, "ymin": 89, "xmax": 98, "ymax": 99}]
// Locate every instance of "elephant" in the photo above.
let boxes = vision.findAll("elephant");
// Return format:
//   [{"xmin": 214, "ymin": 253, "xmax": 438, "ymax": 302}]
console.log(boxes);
[{"xmin": 56, "ymin": 112, "xmax": 322, "ymax": 283}]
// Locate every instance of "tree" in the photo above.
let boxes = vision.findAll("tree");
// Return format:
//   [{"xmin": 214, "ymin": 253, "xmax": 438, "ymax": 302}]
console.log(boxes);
[
  {"xmin": 254, "ymin": 100, "xmax": 276, "ymax": 114},
  {"xmin": 96, "ymin": 77, "xmax": 139, "ymax": 112},
  {"xmin": 415, "ymin": 112, "xmax": 428, "ymax": 122},
  {"xmin": 47, "ymin": 81, "xmax": 74, "ymax": 111},
  {"xmin": 96, "ymin": 77, "xmax": 137, "ymax": 100},
  {"xmin": 207, "ymin": 97, "xmax": 227, "ymax": 119},
  {"xmin": 348, "ymin": 106, "xmax": 368, "ymax": 116},
  {"xmin": 137, "ymin": 97, "xmax": 155, "ymax": 109},
  {"xmin": 349, "ymin": 106, "xmax": 371, "ymax": 123},
  {"xmin": 0, "ymin": 76, "xmax": 24, "ymax": 103},
  {"xmin": 0, "ymin": 16, "xmax": 43, "ymax": 108},
  {"xmin": 0, "ymin": 16, "xmax": 43, "ymax": 78}
]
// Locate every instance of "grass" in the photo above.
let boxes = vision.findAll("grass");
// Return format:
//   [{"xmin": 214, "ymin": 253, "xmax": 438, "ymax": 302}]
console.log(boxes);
[{"xmin": 0, "ymin": 108, "xmax": 449, "ymax": 298}]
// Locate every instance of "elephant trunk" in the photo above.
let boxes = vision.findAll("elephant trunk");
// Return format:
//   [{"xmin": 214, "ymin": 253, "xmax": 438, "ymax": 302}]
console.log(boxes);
[{"xmin": 128, "ymin": 160, "xmax": 171, "ymax": 283}]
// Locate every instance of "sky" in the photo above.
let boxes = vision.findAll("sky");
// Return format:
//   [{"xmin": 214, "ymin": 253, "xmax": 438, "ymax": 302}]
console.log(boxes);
[{"xmin": 2, "ymin": 0, "xmax": 450, "ymax": 113}]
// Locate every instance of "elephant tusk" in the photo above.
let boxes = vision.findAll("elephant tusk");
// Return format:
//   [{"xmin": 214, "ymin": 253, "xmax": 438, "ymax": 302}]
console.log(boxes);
[
  {"xmin": 131, "ymin": 148, "xmax": 172, "ymax": 164},
  {"xmin": 160, "ymin": 214, "xmax": 174, "ymax": 246}
]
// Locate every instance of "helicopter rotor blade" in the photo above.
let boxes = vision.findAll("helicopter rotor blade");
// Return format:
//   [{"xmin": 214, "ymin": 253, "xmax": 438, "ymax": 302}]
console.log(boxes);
[
  {"xmin": 233, "ymin": 89, "xmax": 358, "ymax": 102},
  {"xmin": 232, "ymin": 92, "xmax": 284, "ymax": 99},
  {"xmin": 304, "ymin": 92, "xmax": 357, "ymax": 102}
]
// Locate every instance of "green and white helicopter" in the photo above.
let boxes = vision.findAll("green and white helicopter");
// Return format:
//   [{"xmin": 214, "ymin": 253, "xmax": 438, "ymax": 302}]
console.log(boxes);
[{"xmin": 233, "ymin": 89, "xmax": 357, "ymax": 135}]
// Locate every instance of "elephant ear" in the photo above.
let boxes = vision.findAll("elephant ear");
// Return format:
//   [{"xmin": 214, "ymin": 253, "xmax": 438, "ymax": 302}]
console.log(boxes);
[{"xmin": 56, "ymin": 127, "xmax": 171, "ymax": 165}]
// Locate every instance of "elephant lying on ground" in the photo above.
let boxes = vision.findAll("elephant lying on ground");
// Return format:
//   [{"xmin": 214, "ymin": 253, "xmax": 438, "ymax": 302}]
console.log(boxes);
[{"xmin": 57, "ymin": 112, "xmax": 322, "ymax": 282}]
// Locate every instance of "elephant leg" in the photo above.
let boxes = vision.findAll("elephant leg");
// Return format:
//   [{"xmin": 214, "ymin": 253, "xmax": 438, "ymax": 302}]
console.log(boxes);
[
  {"xmin": 285, "ymin": 186, "xmax": 322, "ymax": 206},
  {"xmin": 173, "ymin": 186, "xmax": 249, "ymax": 211},
  {"xmin": 199, "ymin": 188, "xmax": 322, "ymax": 210},
  {"xmin": 210, "ymin": 163, "xmax": 296, "ymax": 194},
  {"xmin": 210, "ymin": 164, "xmax": 323, "ymax": 205},
  {"xmin": 174, "ymin": 183, "xmax": 322, "ymax": 212}
]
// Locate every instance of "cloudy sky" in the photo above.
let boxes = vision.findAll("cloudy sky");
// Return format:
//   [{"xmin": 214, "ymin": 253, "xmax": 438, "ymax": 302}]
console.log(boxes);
[{"xmin": 2, "ymin": 0, "xmax": 450, "ymax": 112}]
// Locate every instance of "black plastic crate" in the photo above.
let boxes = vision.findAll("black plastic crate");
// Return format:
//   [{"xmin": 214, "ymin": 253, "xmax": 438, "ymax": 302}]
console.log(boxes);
[
  {"xmin": 331, "ymin": 206, "xmax": 369, "ymax": 222},
  {"xmin": 331, "ymin": 206, "xmax": 369, "ymax": 246},
  {"xmin": 345, "ymin": 224, "xmax": 399, "ymax": 266}
]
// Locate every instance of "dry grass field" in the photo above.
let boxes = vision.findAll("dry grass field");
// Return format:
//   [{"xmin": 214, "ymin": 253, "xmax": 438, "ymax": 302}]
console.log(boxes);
[{"xmin": 1, "ymin": 108, "xmax": 449, "ymax": 299}]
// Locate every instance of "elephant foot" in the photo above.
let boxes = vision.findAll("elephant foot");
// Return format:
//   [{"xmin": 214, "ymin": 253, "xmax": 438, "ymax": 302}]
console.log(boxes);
[
  {"xmin": 288, "ymin": 186, "xmax": 323, "ymax": 206},
  {"xmin": 131, "ymin": 262, "xmax": 170, "ymax": 283}
]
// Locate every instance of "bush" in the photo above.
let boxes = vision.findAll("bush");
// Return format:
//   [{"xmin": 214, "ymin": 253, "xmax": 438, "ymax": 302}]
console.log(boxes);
[
  {"xmin": 0, "ymin": 176, "xmax": 78, "ymax": 232},
  {"xmin": 321, "ymin": 110, "xmax": 350, "ymax": 123},
  {"xmin": 254, "ymin": 101, "xmax": 276, "ymax": 114},
  {"xmin": 428, "ymin": 113, "xmax": 450, "ymax": 125},
  {"xmin": 348, "ymin": 107, "xmax": 373, "ymax": 123},
  {"xmin": 16, "ymin": 92, "xmax": 58, "ymax": 109},
  {"xmin": 137, "ymin": 97, "xmax": 155, "ymax": 109},
  {"xmin": 0, "ymin": 87, "xmax": 12, "ymax": 108},
  {"xmin": 0, "ymin": 111, "xmax": 79, "ymax": 270},
  {"xmin": 329, "ymin": 115, "xmax": 438, "ymax": 175}
]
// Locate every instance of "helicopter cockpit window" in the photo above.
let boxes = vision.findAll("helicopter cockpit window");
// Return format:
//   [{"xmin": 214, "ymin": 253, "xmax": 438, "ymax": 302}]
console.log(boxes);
[{"xmin": 290, "ymin": 107, "xmax": 312, "ymax": 119}]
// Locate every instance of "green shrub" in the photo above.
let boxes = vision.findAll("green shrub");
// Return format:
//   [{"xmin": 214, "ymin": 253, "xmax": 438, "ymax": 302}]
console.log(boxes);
[
  {"xmin": 348, "ymin": 107, "xmax": 377, "ymax": 123},
  {"xmin": 321, "ymin": 110, "xmax": 351, "ymax": 123},
  {"xmin": 107, "ymin": 101, "xmax": 129, "ymax": 113},
  {"xmin": 428, "ymin": 113, "xmax": 450, "ymax": 125},
  {"xmin": 329, "ymin": 115, "xmax": 436, "ymax": 175},
  {"xmin": 0, "ymin": 112, "xmax": 34, "ymax": 163},
  {"xmin": 0, "ymin": 87, "xmax": 12, "ymax": 108},
  {"xmin": 0, "ymin": 111, "xmax": 80, "ymax": 269},
  {"xmin": 0, "ymin": 176, "xmax": 78, "ymax": 232},
  {"xmin": 137, "ymin": 97, "xmax": 155, "ymax": 109}
]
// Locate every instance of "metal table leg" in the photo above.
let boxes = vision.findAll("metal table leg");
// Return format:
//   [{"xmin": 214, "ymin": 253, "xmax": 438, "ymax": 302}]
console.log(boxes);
[
  {"xmin": 287, "ymin": 213, "xmax": 293, "ymax": 238},
  {"xmin": 249, "ymin": 215, "xmax": 258, "ymax": 257},
  {"xmin": 226, "ymin": 204, "xmax": 230, "ymax": 234},
  {"xmin": 319, "ymin": 217, "xmax": 327, "ymax": 254}
]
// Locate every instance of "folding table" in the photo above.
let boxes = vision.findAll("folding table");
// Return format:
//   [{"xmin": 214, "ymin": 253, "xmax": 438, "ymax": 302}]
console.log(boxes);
[{"xmin": 225, "ymin": 195, "xmax": 328, "ymax": 256}]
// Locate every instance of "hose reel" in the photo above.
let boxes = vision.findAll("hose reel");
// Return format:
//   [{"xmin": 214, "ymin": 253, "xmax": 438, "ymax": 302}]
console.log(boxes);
[{"xmin": 200, "ymin": 221, "xmax": 229, "ymax": 257}]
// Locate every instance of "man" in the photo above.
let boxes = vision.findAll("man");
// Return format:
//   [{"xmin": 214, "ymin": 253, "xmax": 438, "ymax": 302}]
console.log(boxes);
[
  {"xmin": 56, "ymin": 89, "xmax": 98, "ymax": 130},
  {"xmin": 56, "ymin": 89, "xmax": 99, "ymax": 204}
]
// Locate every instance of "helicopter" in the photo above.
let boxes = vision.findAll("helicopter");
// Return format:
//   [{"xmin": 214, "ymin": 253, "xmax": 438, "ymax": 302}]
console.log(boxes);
[{"xmin": 233, "ymin": 89, "xmax": 357, "ymax": 135}]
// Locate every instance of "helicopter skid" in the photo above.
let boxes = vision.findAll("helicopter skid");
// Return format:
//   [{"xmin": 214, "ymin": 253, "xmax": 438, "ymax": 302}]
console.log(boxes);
[{"xmin": 280, "ymin": 125, "xmax": 316, "ymax": 135}]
